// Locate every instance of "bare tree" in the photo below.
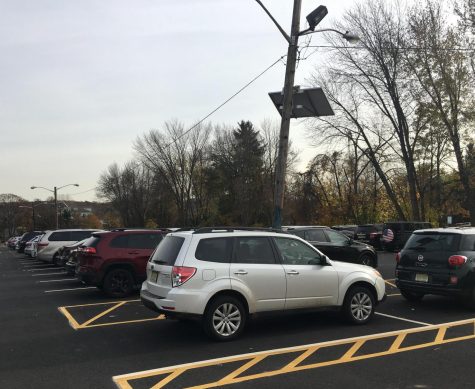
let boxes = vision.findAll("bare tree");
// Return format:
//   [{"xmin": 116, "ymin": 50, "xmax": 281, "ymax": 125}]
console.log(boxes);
[{"xmin": 134, "ymin": 120, "xmax": 212, "ymax": 226}]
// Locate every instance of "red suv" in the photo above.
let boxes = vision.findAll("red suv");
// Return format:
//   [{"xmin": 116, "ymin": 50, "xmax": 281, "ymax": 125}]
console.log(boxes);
[{"xmin": 76, "ymin": 229, "xmax": 167, "ymax": 297}]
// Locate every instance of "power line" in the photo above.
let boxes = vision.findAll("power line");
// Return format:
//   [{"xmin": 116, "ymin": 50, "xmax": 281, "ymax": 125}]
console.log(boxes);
[
  {"xmin": 163, "ymin": 55, "xmax": 287, "ymax": 149},
  {"xmin": 68, "ymin": 187, "xmax": 97, "ymax": 195}
]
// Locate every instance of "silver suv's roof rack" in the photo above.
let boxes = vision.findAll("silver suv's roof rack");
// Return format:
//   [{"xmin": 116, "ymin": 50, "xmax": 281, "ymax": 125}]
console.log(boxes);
[{"xmin": 192, "ymin": 226, "xmax": 285, "ymax": 234}]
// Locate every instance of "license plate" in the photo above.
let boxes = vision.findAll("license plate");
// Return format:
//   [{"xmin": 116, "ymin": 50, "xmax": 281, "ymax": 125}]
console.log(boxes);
[
  {"xmin": 415, "ymin": 273, "xmax": 428, "ymax": 282},
  {"xmin": 150, "ymin": 270, "xmax": 159, "ymax": 283}
]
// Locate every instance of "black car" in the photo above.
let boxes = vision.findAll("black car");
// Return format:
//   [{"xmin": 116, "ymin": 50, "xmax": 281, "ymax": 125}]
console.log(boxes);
[
  {"xmin": 382, "ymin": 221, "xmax": 431, "ymax": 251},
  {"xmin": 17, "ymin": 231, "xmax": 44, "ymax": 254},
  {"xmin": 356, "ymin": 224, "xmax": 383, "ymax": 249},
  {"xmin": 395, "ymin": 227, "xmax": 475, "ymax": 305},
  {"xmin": 285, "ymin": 226, "xmax": 378, "ymax": 267},
  {"xmin": 332, "ymin": 225, "xmax": 358, "ymax": 239}
]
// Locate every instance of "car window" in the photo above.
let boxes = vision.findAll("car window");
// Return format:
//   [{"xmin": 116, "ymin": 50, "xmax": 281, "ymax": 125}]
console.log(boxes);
[
  {"xmin": 291, "ymin": 230, "xmax": 306, "ymax": 239},
  {"xmin": 195, "ymin": 237, "xmax": 233, "ymax": 263},
  {"xmin": 273, "ymin": 237, "xmax": 322, "ymax": 265},
  {"xmin": 48, "ymin": 231, "xmax": 71, "ymax": 241},
  {"xmin": 325, "ymin": 229, "xmax": 349, "ymax": 244},
  {"xmin": 460, "ymin": 235, "xmax": 475, "ymax": 251},
  {"xmin": 305, "ymin": 229, "xmax": 327, "ymax": 242},
  {"xmin": 150, "ymin": 236, "xmax": 185, "ymax": 265},
  {"xmin": 71, "ymin": 231, "xmax": 94, "ymax": 241},
  {"xmin": 386, "ymin": 223, "xmax": 402, "ymax": 233},
  {"xmin": 110, "ymin": 235, "xmax": 129, "ymax": 248},
  {"xmin": 405, "ymin": 233, "xmax": 460, "ymax": 252},
  {"xmin": 234, "ymin": 237, "xmax": 276, "ymax": 264},
  {"xmin": 128, "ymin": 233, "xmax": 163, "ymax": 249}
]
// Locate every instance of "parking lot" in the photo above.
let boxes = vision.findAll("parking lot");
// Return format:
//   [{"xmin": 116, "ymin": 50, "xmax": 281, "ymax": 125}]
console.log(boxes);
[{"xmin": 2, "ymin": 246, "xmax": 475, "ymax": 389}]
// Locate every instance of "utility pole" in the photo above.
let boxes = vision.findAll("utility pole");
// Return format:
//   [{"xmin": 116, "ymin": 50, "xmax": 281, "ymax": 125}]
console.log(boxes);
[
  {"xmin": 272, "ymin": 0, "xmax": 302, "ymax": 229},
  {"xmin": 54, "ymin": 186, "xmax": 58, "ymax": 229}
]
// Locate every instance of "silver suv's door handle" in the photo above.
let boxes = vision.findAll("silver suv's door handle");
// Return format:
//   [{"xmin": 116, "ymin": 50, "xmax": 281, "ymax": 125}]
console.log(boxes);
[
  {"xmin": 286, "ymin": 270, "xmax": 299, "ymax": 275},
  {"xmin": 234, "ymin": 270, "xmax": 248, "ymax": 275}
]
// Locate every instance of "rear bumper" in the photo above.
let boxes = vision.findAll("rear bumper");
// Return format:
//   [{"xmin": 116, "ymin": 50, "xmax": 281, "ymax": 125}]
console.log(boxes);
[
  {"xmin": 396, "ymin": 279, "xmax": 465, "ymax": 297},
  {"xmin": 77, "ymin": 266, "xmax": 101, "ymax": 286},
  {"xmin": 140, "ymin": 289, "xmax": 200, "ymax": 320}
]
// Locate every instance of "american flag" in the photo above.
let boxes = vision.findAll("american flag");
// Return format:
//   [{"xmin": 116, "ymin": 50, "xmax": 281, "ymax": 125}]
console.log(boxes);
[{"xmin": 382, "ymin": 228, "xmax": 394, "ymax": 243}]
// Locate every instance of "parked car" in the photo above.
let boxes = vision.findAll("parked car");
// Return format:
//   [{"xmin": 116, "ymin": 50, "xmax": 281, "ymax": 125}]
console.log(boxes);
[
  {"xmin": 24, "ymin": 235, "xmax": 42, "ymax": 257},
  {"xmin": 382, "ymin": 221, "xmax": 432, "ymax": 251},
  {"xmin": 356, "ymin": 224, "xmax": 383, "ymax": 249},
  {"xmin": 56, "ymin": 239, "xmax": 88, "ymax": 268},
  {"xmin": 36, "ymin": 229, "xmax": 102, "ymax": 264},
  {"xmin": 284, "ymin": 226, "xmax": 378, "ymax": 267},
  {"xmin": 7, "ymin": 236, "xmax": 21, "ymax": 249},
  {"xmin": 395, "ymin": 227, "xmax": 475, "ymax": 306},
  {"xmin": 76, "ymin": 229, "xmax": 168, "ymax": 297},
  {"xmin": 332, "ymin": 225, "xmax": 358, "ymax": 239},
  {"xmin": 141, "ymin": 227, "xmax": 386, "ymax": 341},
  {"xmin": 17, "ymin": 231, "xmax": 44, "ymax": 254}
]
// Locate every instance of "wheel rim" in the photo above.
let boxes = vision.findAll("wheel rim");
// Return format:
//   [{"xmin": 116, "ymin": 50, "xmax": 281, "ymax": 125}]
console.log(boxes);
[
  {"xmin": 212, "ymin": 303, "xmax": 241, "ymax": 337},
  {"xmin": 350, "ymin": 292, "xmax": 373, "ymax": 321},
  {"xmin": 110, "ymin": 271, "xmax": 131, "ymax": 294}
]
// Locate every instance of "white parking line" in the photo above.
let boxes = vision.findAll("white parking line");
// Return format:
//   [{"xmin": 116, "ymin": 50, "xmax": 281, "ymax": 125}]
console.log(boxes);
[
  {"xmin": 376, "ymin": 312, "xmax": 432, "ymax": 326},
  {"xmin": 31, "ymin": 272, "xmax": 67, "ymax": 276},
  {"xmin": 22, "ymin": 264, "xmax": 55, "ymax": 268},
  {"xmin": 28, "ymin": 268, "xmax": 61, "ymax": 272},
  {"xmin": 44, "ymin": 287, "xmax": 97, "ymax": 293},
  {"xmin": 37, "ymin": 279, "xmax": 77, "ymax": 283}
]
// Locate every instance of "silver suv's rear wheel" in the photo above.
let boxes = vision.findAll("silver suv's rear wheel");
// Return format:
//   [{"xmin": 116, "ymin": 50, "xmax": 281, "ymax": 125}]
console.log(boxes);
[
  {"xmin": 203, "ymin": 295, "xmax": 246, "ymax": 341},
  {"xmin": 343, "ymin": 286, "xmax": 375, "ymax": 324}
]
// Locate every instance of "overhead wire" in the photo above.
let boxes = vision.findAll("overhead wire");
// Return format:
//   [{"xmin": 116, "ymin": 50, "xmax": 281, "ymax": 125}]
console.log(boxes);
[{"xmin": 162, "ymin": 54, "xmax": 287, "ymax": 149}]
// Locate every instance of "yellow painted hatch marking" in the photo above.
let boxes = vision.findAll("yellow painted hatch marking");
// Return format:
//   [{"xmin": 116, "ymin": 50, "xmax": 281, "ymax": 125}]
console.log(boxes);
[{"xmin": 113, "ymin": 317, "xmax": 475, "ymax": 389}]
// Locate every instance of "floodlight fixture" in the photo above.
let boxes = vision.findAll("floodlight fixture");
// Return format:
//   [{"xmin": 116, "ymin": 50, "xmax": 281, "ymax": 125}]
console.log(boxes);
[{"xmin": 306, "ymin": 5, "xmax": 328, "ymax": 31}]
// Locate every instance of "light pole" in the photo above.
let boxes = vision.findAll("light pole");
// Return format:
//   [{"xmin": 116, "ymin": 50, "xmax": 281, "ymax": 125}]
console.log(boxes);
[
  {"xmin": 31, "ymin": 184, "xmax": 79, "ymax": 229},
  {"xmin": 255, "ymin": 1, "xmax": 359, "ymax": 228}
]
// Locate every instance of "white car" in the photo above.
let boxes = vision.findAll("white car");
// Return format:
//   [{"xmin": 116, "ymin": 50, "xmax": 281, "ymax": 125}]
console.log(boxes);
[
  {"xmin": 37, "ymin": 229, "xmax": 102, "ymax": 264},
  {"xmin": 24, "ymin": 235, "xmax": 42, "ymax": 257},
  {"xmin": 141, "ymin": 228, "xmax": 386, "ymax": 341}
]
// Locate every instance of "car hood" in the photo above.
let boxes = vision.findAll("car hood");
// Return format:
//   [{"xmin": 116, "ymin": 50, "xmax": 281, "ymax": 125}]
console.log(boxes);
[{"xmin": 329, "ymin": 258, "xmax": 374, "ymax": 275}]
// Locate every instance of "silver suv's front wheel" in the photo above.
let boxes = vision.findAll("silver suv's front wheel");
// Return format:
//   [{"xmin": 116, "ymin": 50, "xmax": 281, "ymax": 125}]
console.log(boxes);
[
  {"xmin": 342, "ymin": 286, "xmax": 375, "ymax": 324},
  {"xmin": 203, "ymin": 295, "xmax": 247, "ymax": 341}
]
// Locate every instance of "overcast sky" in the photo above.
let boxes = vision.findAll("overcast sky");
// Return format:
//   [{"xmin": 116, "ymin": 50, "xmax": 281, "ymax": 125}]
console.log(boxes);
[{"xmin": 1, "ymin": 0, "xmax": 354, "ymax": 202}]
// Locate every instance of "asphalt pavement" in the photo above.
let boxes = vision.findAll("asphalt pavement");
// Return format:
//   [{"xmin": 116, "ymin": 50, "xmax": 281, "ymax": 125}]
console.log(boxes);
[{"xmin": 1, "ymin": 246, "xmax": 475, "ymax": 389}]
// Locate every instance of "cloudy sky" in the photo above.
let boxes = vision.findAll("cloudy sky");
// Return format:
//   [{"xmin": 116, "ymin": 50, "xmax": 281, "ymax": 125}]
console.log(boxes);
[{"xmin": 1, "ymin": 0, "xmax": 354, "ymax": 202}]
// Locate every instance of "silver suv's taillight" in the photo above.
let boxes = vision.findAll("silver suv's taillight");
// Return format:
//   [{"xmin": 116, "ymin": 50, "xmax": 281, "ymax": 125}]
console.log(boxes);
[{"xmin": 171, "ymin": 266, "xmax": 196, "ymax": 287}]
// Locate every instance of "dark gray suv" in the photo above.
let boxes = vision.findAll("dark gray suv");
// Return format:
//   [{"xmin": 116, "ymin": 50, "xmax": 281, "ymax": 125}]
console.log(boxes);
[{"xmin": 395, "ymin": 227, "xmax": 475, "ymax": 306}]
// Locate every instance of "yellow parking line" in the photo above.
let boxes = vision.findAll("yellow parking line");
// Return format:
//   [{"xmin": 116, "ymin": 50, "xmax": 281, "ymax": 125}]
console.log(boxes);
[
  {"xmin": 57, "ymin": 307, "xmax": 82, "ymax": 330},
  {"xmin": 113, "ymin": 317, "xmax": 475, "ymax": 389},
  {"xmin": 385, "ymin": 280, "xmax": 397, "ymax": 288},
  {"xmin": 58, "ymin": 300, "xmax": 164, "ymax": 329},
  {"xmin": 81, "ymin": 301, "xmax": 128, "ymax": 327}
]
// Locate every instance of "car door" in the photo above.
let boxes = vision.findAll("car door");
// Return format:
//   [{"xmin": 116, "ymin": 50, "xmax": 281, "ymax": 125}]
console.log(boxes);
[
  {"xmin": 273, "ymin": 237, "xmax": 339, "ymax": 309},
  {"xmin": 127, "ymin": 233, "xmax": 163, "ymax": 280},
  {"xmin": 324, "ymin": 229, "xmax": 355, "ymax": 262},
  {"xmin": 230, "ymin": 236, "xmax": 286, "ymax": 312}
]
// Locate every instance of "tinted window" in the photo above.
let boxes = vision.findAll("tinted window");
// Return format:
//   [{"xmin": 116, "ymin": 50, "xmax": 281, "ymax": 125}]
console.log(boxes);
[
  {"xmin": 305, "ymin": 229, "xmax": 327, "ymax": 242},
  {"xmin": 461, "ymin": 235, "xmax": 475, "ymax": 251},
  {"xmin": 357, "ymin": 225, "xmax": 377, "ymax": 234},
  {"xmin": 110, "ymin": 235, "xmax": 129, "ymax": 248},
  {"xmin": 128, "ymin": 233, "xmax": 163, "ymax": 249},
  {"xmin": 71, "ymin": 231, "xmax": 95, "ymax": 241},
  {"xmin": 48, "ymin": 231, "xmax": 71, "ymax": 241},
  {"xmin": 405, "ymin": 233, "xmax": 460, "ymax": 252},
  {"xmin": 234, "ymin": 237, "xmax": 276, "ymax": 264},
  {"xmin": 150, "ymin": 236, "xmax": 185, "ymax": 265},
  {"xmin": 274, "ymin": 237, "xmax": 322, "ymax": 265},
  {"xmin": 386, "ymin": 223, "xmax": 402, "ymax": 233},
  {"xmin": 291, "ymin": 230, "xmax": 306, "ymax": 239},
  {"xmin": 325, "ymin": 229, "xmax": 349, "ymax": 244},
  {"xmin": 195, "ymin": 237, "xmax": 233, "ymax": 263}
]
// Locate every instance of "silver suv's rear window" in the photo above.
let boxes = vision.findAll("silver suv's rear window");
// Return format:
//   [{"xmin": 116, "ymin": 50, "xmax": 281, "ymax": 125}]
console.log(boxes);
[
  {"xmin": 150, "ymin": 236, "xmax": 185, "ymax": 265},
  {"xmin": 405, "ymin": 233, "xmax": 460, "ymax": 252}
]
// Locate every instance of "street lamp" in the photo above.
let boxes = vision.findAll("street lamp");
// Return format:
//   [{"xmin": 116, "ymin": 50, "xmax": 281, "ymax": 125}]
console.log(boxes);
[
  {"xmin": 255, "ymin": 1, "xmax": 359, "ymax": 228},
  {"xmin": 30, "ymin": 184, "xmax": 79, "ymax": 229}
]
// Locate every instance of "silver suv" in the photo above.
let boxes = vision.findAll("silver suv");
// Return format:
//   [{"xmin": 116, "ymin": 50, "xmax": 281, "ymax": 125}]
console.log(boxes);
[{"xmin": 141, "ymin": 228, "xmax": 386, "ymax": 340}]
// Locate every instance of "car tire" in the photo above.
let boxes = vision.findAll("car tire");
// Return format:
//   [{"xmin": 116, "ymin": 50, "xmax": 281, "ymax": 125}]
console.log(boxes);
[
  {"xmin": 52, "ymin": 253, "xmax": 59, "ymax": 266},
  {"xmin": 103, "ymin": 268, "xmax": 135, "ymax": 298},
  {"xmin": 359, "ymin": 253, "xmax": 375, "ymax": 267},
  {"xmin": 342, "ymin": 286, "xmax": 375, "ymax": 324},
  {"xmin": 203, "ymin": 295, "xmax": 247, "ymax": 341},
  {"xmin": 400, "ymin": 289, "xmax": 424, "ymax": 302}
]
